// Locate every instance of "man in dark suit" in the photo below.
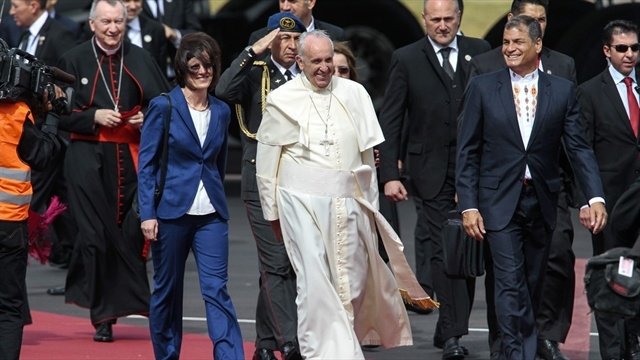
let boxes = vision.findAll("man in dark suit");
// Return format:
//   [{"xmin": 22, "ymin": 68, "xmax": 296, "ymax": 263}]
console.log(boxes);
[
  {"xmin": 141, "ymin": 0, "xmax": 201, "ymax": 79},
  {"xmin": 10, "ymin": 0, "xmax": 74, "ymax": 67},
  {"xmin": 124, "ymin": 0, "xmax": 168, "ymax": 77},
  {"xmin": 141, "ymin": 0, "xmax": 201, "ymax": 40},
  {"xmin": 468, "ymin": 2, "xmax": 577, "ymax": 359},
  {"xmin": 577, "ymin": 19, "xmax": 640, "ymax": 360},
  {"xmin": 248, "ymin": 0, "xmax": 344, "ymax": 44},
  {"xmin": 378, "ymin": 1, "xmax": 490, "ymax": 359},
  {"xmin": 215, "ymin": 12, "xmax": 305, "ymax": 360},
  {"xmin": 45, "ymin": 0, "xmax": 81, "ymax": 36},
  {"xmin": 457, "ymin": 15, "xmax": 607, "ymax": 360}
]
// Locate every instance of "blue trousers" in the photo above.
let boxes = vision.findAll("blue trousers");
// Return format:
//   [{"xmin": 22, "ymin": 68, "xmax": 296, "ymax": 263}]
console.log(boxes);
[
  {"xmin": 149, "ymin": 213, "xmax": 244, "ymax": 360},
  {"xmin": 487, "ymin": 185, "xmax": 552, "ymax": 360}
]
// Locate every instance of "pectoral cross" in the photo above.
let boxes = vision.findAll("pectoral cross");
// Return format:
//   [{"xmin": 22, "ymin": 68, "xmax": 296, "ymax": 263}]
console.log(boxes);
[{"xmin": 320, "ymin": 126, "xmax": 334, "ymax": 156}]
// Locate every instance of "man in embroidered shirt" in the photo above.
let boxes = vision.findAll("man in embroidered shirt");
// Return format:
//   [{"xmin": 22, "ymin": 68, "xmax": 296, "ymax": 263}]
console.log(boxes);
[{"xmin": 456, "ymin": 15, "xmax": 606, "ymax": 360}]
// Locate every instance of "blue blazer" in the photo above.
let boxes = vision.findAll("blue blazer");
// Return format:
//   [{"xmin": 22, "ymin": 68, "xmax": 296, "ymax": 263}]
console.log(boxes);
[
  {"xmin": 456, "ymin": 69, "xmax": 604, "ymax": 231},
  {"xmin": 138, "ymin": 86, "xmax": 230, "ymax": 221}
]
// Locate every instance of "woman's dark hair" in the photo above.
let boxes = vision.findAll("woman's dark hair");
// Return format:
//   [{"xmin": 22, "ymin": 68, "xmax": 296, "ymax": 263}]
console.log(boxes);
[{"xmin": 174, "ymin": 32, "xmax": 222, "ymax": 91}]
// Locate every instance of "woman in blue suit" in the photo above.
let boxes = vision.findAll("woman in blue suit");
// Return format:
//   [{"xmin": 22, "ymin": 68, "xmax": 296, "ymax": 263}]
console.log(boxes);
[{"xmin": 138, "ymin": 32, "xmax": 244, "ymax": 360}]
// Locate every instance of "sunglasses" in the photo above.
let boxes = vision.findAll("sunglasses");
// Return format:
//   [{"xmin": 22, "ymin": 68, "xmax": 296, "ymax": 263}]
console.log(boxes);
[
  {"xmin": 609, "ymin": 43, "xmax": 640, "ymax": 53},
  {"xmin": 336, "ymin": 66, "xmax": 350, "ymax": 75}
]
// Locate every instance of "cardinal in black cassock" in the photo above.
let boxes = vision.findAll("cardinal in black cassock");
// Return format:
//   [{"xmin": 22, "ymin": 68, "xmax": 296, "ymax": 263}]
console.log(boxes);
[{"xmin": 57, "ymin": 0, "xmax": 169, "ymax": 341}]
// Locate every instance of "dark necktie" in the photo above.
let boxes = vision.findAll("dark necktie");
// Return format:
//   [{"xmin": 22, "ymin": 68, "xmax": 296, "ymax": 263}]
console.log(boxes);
[
  {"xmin": 18, "ymin": 30, "xmax": 30, "ymax": 51},
  {"xmin": 440, "ymin": 47, "xmax": 455, "ymax": 80},
  {"xmin": 284, "ymin": 70, "xmax": 293, "ymax": 81},
  {"xmin": 152, "ymin": 0, "xmax": 163, "ymax": 21},
  {"xmin": 623, "ymin": 77, "xmax": 640, "ymax": 137}
]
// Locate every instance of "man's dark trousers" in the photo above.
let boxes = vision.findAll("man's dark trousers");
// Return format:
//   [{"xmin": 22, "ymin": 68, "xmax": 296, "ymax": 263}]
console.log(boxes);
[{"xmin": 487, "ymin": 184, "xmax": 553, "ymax": 360}]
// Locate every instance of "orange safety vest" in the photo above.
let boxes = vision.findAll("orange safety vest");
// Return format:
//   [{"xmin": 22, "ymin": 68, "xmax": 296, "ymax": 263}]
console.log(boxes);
[{"xmin": 0, "ymin": 102, "xmax": 33, "ymax": 221}]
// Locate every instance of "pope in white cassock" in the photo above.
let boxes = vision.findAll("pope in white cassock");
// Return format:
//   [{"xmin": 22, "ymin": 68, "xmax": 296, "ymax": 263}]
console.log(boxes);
[{"xmin": 255, "ymin": 30, "xmax": 438, "ymax": 359}]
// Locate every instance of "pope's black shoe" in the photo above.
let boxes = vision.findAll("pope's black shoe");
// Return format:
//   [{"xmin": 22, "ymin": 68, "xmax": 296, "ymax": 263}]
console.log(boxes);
[
  {"xmin": 536, "ymin": 338, "xmax": 569, "ymax": 360},
  {"xmin": 281, "ymin": 341, "xmax": 302, "ymax": 360},
  {"xmin": 442, "ymin": 337, "xmax": 465, "ymax": 360},
  {"xmin": 252, "ymin": 348, "xmax": 276, "ymax": 360},
  {"xmin": 93, "ymin": 322, "xmax": 113, "ymax": 342}
]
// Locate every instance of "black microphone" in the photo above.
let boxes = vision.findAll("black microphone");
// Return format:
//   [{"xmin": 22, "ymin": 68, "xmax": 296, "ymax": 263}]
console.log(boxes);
[{"xmin": 50, "ymin": 66, "xmax": 75, "ymax": 84}]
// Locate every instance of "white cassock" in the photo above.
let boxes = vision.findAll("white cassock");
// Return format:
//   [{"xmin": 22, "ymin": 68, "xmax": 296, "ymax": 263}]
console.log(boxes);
[{"xmin": 256, "ymin": 75, "xmax": 434, "ymax": 359}]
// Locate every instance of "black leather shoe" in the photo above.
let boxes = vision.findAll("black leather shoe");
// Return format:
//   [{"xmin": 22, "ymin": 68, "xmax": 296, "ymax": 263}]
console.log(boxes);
[
  {"xmin": 536, "ymin": 338, "xmax": 568, "ymax": 360},
  {"xmin": 281, "ymin": 341, "xmax": 302, "ymax": 360},
  {"xmin": 93, "ymin": 322, "xmax": 113, "ymax": 342},
  {"xmin": 434, "ymin": 337, "xmax": 469, "ymax": 355},
  {"xmin": 626, "ymin": 333, "xmax": 640, "ymax": 360},
  {"xmin": 252, "ymin": 348, "xmax": 276, "ymax": 360},
  {"xmin": 442, "ymin": 337, "xmax": 465, "ymax": 360},
  {"xmin": 46, "ymin": 286, "xmax": 65, "ymax": 296},
  {"xmin": 404, "ymin": 298, "xmax": 434, "ymax": 315}
]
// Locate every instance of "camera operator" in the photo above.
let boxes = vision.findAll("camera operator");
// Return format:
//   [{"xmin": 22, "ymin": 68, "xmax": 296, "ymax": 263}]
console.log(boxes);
[{"xmin": 0, "ymin": 84, "xmax": 65, "ymax": 360}]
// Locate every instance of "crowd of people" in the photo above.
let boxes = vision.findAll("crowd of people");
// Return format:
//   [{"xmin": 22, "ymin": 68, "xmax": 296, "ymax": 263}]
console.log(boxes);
[{"xmin": 1, "ymin": 0, "xmax": 640, "ymax": 360}]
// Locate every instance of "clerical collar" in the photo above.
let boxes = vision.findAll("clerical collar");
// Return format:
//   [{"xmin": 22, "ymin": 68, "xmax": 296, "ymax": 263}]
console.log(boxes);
[
  {"xmin": 300, "ymin": 73, "xmax": 332, "ymax": 93},
  {"xmin": 509, "ymin": 68, "xmax": 538, "ymax": 82},
  {"xmin": 94, "ymin": 37, "xmax": 122, "ymax": 56},
  {"xmin": 271, "ymin": 57, "xmax": 298, "ymax": 78}
]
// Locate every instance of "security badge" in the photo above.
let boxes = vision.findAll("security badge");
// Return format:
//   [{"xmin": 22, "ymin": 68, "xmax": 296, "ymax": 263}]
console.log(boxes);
[{"xmin": 280, "ymin": 17, "xmax": 296, "ymax": 31}]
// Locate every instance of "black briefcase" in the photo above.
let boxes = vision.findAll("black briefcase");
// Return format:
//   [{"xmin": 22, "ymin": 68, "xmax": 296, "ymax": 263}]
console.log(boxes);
[{"xmin": 442, "ymin": 211, "xmax": 485, "ymax": 279}]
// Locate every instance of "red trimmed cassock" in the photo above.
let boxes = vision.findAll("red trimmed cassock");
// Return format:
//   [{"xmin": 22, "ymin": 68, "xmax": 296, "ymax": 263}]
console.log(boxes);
[{"xmin": 58, "ymin": 38, "xmax": 169, "ymax": 326}]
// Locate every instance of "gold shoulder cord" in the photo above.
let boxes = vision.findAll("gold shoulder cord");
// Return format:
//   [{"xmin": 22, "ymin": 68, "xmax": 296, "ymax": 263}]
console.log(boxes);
[{"xmin": 235, "ymin": 61, "xmax": 270, "ymax": 140}]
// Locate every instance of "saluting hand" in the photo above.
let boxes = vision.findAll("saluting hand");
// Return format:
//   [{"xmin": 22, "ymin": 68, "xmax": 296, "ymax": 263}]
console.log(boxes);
[{"xmin": 252, "ymin": 28, "xmax": 280, "ymax": 56}]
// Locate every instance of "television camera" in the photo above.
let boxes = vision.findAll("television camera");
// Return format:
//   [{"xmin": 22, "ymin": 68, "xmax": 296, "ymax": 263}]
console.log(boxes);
[{"xmin": 0, "ymin": 38, "xmax": 74, "ymax": 115}]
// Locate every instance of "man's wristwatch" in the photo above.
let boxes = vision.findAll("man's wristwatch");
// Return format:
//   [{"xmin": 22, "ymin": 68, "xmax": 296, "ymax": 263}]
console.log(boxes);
[{"xmin": 244, "ymin": 46, "xmax": 256, "ymax": 58}]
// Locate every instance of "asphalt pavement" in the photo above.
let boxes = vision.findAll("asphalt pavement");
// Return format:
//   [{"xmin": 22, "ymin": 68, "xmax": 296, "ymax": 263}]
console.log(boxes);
[{"xmin": 25, "ymin": 181, "xmax": 603, "ymax": 359}]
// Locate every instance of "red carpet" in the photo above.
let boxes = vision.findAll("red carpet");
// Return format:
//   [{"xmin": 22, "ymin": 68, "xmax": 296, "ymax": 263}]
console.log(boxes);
[
  {"xmin": 560, "ymin": 258, "xmax": 592, "ymax": 360},
  {"xmin": 21, "ymin": 311, "xmax": 256, "ymax": 359}
]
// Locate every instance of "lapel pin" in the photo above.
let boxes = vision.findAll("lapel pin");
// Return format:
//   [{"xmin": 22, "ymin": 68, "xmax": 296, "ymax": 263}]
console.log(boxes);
[
  {"xmin": 38, "ymin": 36, "xmax": 45, "ymax": 46},
  {"xmin": 144, "ymin": 35, "xmax": 152, "ymax": 43},
  {"xmin": 81, "ymin": 77, "xmax": 89, "ymax": 85},
  {"xmin": 546, "ymin": 69, "xmax": 552, "ymax": 75},
  {"xmin": 465, "ymin": 54, "xmax": 472, "ymax": 62},
  {"xmin": 275, "ymin": 79, "xmax": 282, "ymax": 84}
]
